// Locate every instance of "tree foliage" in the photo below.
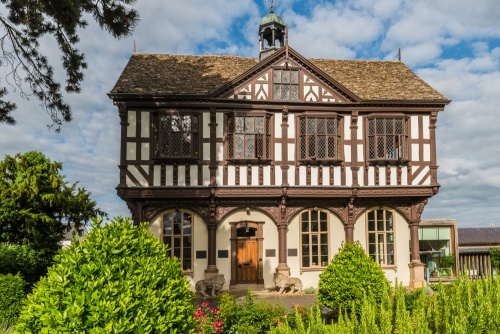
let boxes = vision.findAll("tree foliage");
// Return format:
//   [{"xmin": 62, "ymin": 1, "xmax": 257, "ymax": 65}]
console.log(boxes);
[
  {"xmin": 0, "ymin": 0, "xmax": 139, "ymax": 130},
  {"xmin": 16, "ymin": 217, "xmax": 196, "ymax": 333},
  {"xmin": 0, "ymin": 151, "xmax": 106, "ymax": 262}
]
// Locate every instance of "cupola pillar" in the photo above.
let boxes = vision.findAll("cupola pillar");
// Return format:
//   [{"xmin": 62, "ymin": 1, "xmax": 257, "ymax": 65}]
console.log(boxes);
[{"xmin": 259, "ymin": 3, "xmax": 286, "ymax": 60}]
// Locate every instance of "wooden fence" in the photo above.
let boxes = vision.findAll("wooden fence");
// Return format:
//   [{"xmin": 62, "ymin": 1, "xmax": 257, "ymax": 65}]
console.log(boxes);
[{"xmin": 459, "ymin": 253, "xmax": 495, "ymax": 279}]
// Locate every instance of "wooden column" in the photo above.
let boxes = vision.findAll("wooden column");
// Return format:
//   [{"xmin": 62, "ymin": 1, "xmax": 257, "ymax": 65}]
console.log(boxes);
[
  {"xmin": 429, "ymin": 111, "xmax": 439, "ymax": 187},
  {"xmin": 281, "ymin": 105, "xmax": 289, "ymax": 186},
  {"xmin": 206, "ymin": 187, "xmax": 218, "ymax": 277},
  {"xmin": 276, "ymin": 187, "xmax": 290, "ymax": 276},
  {"xmin": 209, "ymin": 108, "xmax": 217, "ymax": 186},
  {"xmin": 118, "ymin": 104, "xmax": 128, "ymax": 187},
  {"xmin": 350, "ymin": 111, "xmax": 360, "ymax": 187}
]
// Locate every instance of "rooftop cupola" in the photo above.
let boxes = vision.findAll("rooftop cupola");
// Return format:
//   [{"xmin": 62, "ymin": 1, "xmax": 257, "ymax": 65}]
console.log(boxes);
[{"xmin": 259, "ymin": 0, "xmax": 286, "ymax": 60}]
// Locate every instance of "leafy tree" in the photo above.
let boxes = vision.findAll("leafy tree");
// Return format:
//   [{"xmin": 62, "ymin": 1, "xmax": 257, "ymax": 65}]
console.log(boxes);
[
  {"xmin": 0, "ymin": 151, "xmax": 106, "ymax": 279},
  {"xmin": 0, "ymin": 0, "xmax": 139, "ymax": 130}
]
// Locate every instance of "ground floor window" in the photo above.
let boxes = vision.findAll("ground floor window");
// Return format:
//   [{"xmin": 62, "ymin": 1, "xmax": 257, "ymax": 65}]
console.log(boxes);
[
  {"xmin": 300, "ymin": 209, "xmax": 329, "ymax": 268},
  {"xmin": 367, "ymin": 208, "xmax": 395, "ymax": 266},
  {"xmin": 162, "ymin": 210, "xmax": 193, "ymax": 271}
]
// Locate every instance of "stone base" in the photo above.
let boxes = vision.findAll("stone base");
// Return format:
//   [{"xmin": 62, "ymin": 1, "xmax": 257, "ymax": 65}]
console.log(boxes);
[
  {"xmin": 276, "ymin": 263, "xmax": 290, "ymax": 276},
  {"xmin": 408, "ymin": 261, "xmax": 425, "ymax": 289},
  {"xmin": 204, "ymin": 265, "xmax": 219, "ymax": 279}
]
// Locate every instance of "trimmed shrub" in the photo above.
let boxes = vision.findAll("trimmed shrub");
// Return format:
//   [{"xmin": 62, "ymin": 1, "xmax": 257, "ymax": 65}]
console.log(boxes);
[
  {"xmin": 317, "ymin": 241, "xmax": 390, "ymax": 312},
  {"xmin": 15, "ymin": 217, "xmax": 196, "ymax": 333},
  {"xmin": 0, "ymin": 274, "xmax": 26, "ymax": 327}
]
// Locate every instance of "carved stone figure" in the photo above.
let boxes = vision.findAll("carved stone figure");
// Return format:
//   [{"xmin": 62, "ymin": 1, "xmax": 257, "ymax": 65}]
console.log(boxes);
[
  {"xmin": 195, "ymin": 274, "xmax": 225, "ymax": 298},
  {"xmin": 273, "ymin": 272, "xmax": 302, "ymax": 294}
]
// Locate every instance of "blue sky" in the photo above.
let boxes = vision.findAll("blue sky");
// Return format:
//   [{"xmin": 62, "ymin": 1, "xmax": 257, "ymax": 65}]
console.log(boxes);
[{"xmin": 0, "ymin": 0, "xmax": 499, "ymax": 227}]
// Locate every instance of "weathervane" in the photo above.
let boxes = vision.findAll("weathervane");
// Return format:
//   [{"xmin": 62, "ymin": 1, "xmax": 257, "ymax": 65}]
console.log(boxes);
[{"xmin": 265, "ymin": 0, "xmax": 277, "ymax": 13}]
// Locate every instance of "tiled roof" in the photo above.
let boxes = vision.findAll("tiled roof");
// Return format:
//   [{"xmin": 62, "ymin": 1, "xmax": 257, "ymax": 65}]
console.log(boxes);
[
  {"xmin": 458, "ymin": 228, "xmax": 500, "ymax": 246},
  {"xmin": 111, "ymin": 52, "xmax": 448, "ymax": 101}
]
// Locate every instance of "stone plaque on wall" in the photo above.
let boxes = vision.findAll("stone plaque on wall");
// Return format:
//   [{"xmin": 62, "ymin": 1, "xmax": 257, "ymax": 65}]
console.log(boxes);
[
  {"xmin": 265, "ymin": 249, "xmax": 276, "ymax": 257},
  {"xmin": 288, "ymin": 248, "xmax": 298, "ymax": 257},
  {"xmin": 218, "ymin": 250, "xmax": 229, "ymax": 258},
  {"xmin": 196, "ymin": 251, "xmax": 207, "ymax": 259}
]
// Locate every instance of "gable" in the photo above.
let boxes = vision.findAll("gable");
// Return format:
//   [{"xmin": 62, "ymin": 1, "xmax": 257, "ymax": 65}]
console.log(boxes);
[{"xmin": 218, "ymin": 54, "xmax": 354, "ymax": 103}]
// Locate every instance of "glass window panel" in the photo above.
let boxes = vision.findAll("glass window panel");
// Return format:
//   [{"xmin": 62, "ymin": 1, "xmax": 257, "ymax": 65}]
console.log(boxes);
[
  {"xmin": 274, "ymin": 70, "xmax": 281, "ymax": 83},
  {"xmin": 377, "ymin": 210, "xmax": 384, "ymax": 222},
  {"xmin": 235, "ymin": 117, "xmax": 244, "ymax": 133},
  {"xmin": 163, "ymin": 237, "xmax": 171, "ymax": 247},
  {"xmin": 320, "ymin": 233, "xmax": 328, "ymax": 244},
  {"xmin": 369, "ymin": 244, "xmax": 376, "ymax": 255},
  {"xmin": 327, "ymin": 119, "xmax": 335, "ymax": 135},
  {"xmin": 368, "ymin": 211, "xmax": 375, "ymax": 221},
  {"xmin": 255, "ymin": 117, "xmax": 264, "ymax": 134},
  {"xmin": 183, "ymin": 236, "xmax": 192, "ymax": 247},
  {"xmin": 321, "ymin": 256, "xmax": 328, "ymax": 266},
  {"xmin": 387, "ymin": 255, "xmax": 394, "ymax": 265},
  {"xmin": 302, "ymin": 220, "xmax": 309, "ymax": 232},
  {"xmin": 245, "ymin": 134, "xmax": 255, "ymax": 158},
  {"xmin": 308, "ymin": 135, "xmax": 315, "ymax": 158},
  {"xmin": 245, "ymin": 117, "xmax": 254, "ymax": 133},
  {"xmin": 183, "ymin": 260, "xmax": 191, "ymax": 271},
  {"xmin": 174, "ymin": 238, "xmax": 181, "ymax": 247},
  {"xmin": 274, "ymin": 84, "xmax": 281, "ymax": 99},
  {"xmin": 182, "ymin": 115, "xmax": 191, "ymax": 132},
  {"xmin": 300, "ymin": 136, "xmax": 306, "ymax": 159},
  {"xmin": 174, "ymin": 222, "xmax": 181, "ymax": 235},
  {"xmin": 174, "ymin": 247, "xmax": 181, "ymax": 258},
  {"xmin": 320, "ymin": 211, "xmax": 327, "ymax": 221},
  {"xmin": 282, "ymin": 85, "xmax": 290, "ymax": 100},
  {"xmin": 235, "ymin": 134, "xmax": 244, "ymax": 158},
  {"xmin": 302, "ymin": 211, "xmax": 309, "ymax": 221},
  {"xmin": 192, "ymin": 115, "xmax": 198, "ymax": 131},
  {"xmin": 368, "ymin": 220, "xmax": 375, "ymax": 231},
  {"xmin": 311, "ymin": 211, "xmax": 318, "ymax": 222},
  {"xmin": 302, "ymin": 257, "xmax": 310, "ymax": 267},
  {"xmin": 291, "ymin": 70, "xmax": 298, "ymax": 84},
  {"xmin": 302, "ymin": 234, "xmax": 309, "ymax": 245},
  {"xmin": 312, "ymin": 235, "xmax": 318, "ymax": 245},
  {"xmin": 282, "ymin": 70, "xmax": 290, "ymax": 83},
  {"xmin": 311, "ymin": 220, "xmax": 318, "ymax": 232},
  {"xmin": 290, "ymin": 85, "xmax": 298, "ymax": 100},
  {"xmin": 369, "ymin": 233, "xmax": 375, "ymax": 243},
  {"xmin": 307, "ymin": 118, "xmax": 315, "ymax": 133},
  {"xmin": 312, "ymin": 255, "xmax": 319, "ymax": 266},
  {"xmin": 317, "ymin": 118, "xmax": 325, "ymax": 134},
  {"xmin": 320, "ymin": 221, "xmax": 327, "ymax": 232},
  {"xmin": 302, "ymin": 243, "xmax": 309, "ymax": 255},
  {"xmin": 318, "ymin": 136, "xmax": 326, "ymax": 159},
  {"xmin": 183, "ymin": 248, "xmax": 191, "ymax": 259},
  {"xmin": 377, "ymin": 220, "xmax": 384, "ymax": 231}
]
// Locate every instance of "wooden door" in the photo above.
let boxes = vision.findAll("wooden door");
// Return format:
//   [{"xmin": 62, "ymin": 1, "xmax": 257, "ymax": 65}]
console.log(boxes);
[{"xmin": 236, "ymin": 239, "xmax": 258, "ymax": 283}]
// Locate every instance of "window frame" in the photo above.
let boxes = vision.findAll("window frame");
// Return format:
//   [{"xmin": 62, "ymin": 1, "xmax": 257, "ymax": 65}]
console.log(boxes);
[
  {"xmin": 296, "ymin": 114, "xmax": 344, "ymax": 165},
  {"xmin": 151, "ymin": 110, "xmax": 201, "ymax": 163},
  {"xmin": 225, "ymin": 112, "xmax": 274, "ymax": 164},
  {"xmin": 161, "ymin": 210, "xmax": 194, "ymax": 274},
  {"xmin": 366, "ymin": 207, "xmax": 396, "ymax": 268},
  {"xmin": 272, "ymin": 67, "xmax": 300, "ymax": 101},
  {"xmin": 300, "ymin": 209, "xmax": 330, "ymax": 271},
  {"xmin": 365, "ymin": 115, "xmax": 410, "ymax": 165}
]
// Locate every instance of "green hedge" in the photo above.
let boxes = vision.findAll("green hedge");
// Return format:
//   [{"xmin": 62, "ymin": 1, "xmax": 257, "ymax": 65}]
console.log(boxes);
[
  {"xmin": 15, "ymin": 217, "xmax": 196, "ymax": 333},
  {"xmin": 0, "ymin": 274, "xmax": 26, "ymax": 327}
]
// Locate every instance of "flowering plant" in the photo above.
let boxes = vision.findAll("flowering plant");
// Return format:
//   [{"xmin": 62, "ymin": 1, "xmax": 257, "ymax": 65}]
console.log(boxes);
[{"xmin": 194, "ymin": 302, "xmax": 224, "ymax": 333}]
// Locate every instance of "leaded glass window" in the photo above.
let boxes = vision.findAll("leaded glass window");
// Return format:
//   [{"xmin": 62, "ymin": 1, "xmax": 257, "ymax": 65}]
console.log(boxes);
[
  {"xmin": 367, "ymin": 209, "xmax": 395, "ymax": 266},
  {"xmin": 298, "ymin": 116, "xmax": 342, "ymax": 162},
  {"xmin": 367, "ymin": 117, "xmax": 408, "ymax": 161},
  {"xmin": 228, "ymin": 115, "xmax": 271, "ymax": 160},
  {"xmin": 274, "ymin": 69, "xmax": 299, "ymax": 100},
  {"xmin": 301, "ymin": 209, "xmax": 329, "ymax": 268},
  {"xmin": 163, "ymin": 210, "xmax": 193, "ymax": 271},
  {"xmin": 153, "ymin": 112, "xmax": 200, "ymax": 160}
]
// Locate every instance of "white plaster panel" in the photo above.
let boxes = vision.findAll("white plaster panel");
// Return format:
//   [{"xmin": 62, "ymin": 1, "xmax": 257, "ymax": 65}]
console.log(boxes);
[
  {"xmin": 310, "ymin": 167, "xmax": 318, "ymax": 186},
  {"xmin": 422, "ymin": 115, "xmax": 430, "ymax": 139},
  {"xmin": 345, "ymin": 168, "xmax": 352, "ymax": 187},
  {"xmin": 147, "ymin": 214, "xmax": 162, "ymax": 240},
  {"xmin": 288, "ymin": 114, "xmax": 295, "ymax": 136},
  {"xmin": 127, "ymin": 110, "xmax": 136, "ymax": 137},
  {"xmin": 322, "ymin": 167, "xmax": 329, "ymax": 186},
  {"xmin": 240, "ymin": 165, "xmax": 247, "ymax": 185},
  {"xmin": 166, "ymin": 166, "xmax": 173, "ymax": 186},
  {"xmin": 263, "ymin": 166, "xmax": 271, "ymax": 185},
  {"xmin": 203, "ymin": 143, "xmax": 210, "ymax": 161},
  {"xmin": 228, "ymin": 165, "xmax": 236, "ymax": 186},
  {"xmin": 367, "ymin": 167, "xmax": 375, "ymax": 186},
  {"xmin": 288, "ymin": 166, "xmax": 295, "ymax": 186},
  {"xmin": 178, "ymin": 165, "xmax": 185, "ymax": 186},
  {"xmin": 203, "ymin": 112, "xmax": 210, "ymax": 139},
  {"xmin": 344, "ymin": 145, "xmax": 351, "ymax": 162},
  {"xmin": 357, "ymin": 144, "xmax": 364, "ymax": 162},
  {"xmin": 128, "ymin": 165, "xmax": 148, "ymax": 186},
  {"xmin": 412, "ymin": 144, "xmax": 419, "ymax": 161},
  {"xmin": 344, "ymin": 116, "xmax": 351, "ymax": 140},
  {"xmin": 357, "ymin": 116, "xmax": 363, "ymax": 138},
  {"xmin": 216, "ymin": 143, "xmax": 223, "ymax": 161},
  {"xmin": 202, "ymin": 166, "xmax": 210, "ymax": 186},
  {"xmin": 411, "ymin": 116, "xmax": 419, "ymax": 139},
  {"xmin": 288, "ymin": 143, "xmax": 295, "ymax": 161},
  {"xmin": 252, "ymin": 166, "xmax": 259, "ymax": 185},
  {"xmin": 275, "ymin": 166, "xmax": 282, "ymax": 186},
  {"xmin": 141, "ymin": 112, "xmax": 150, "ymax": 138},
  {"xmin": 190, "ymin": 166, "xmax": 198, "ymax": 186},
  {"xmin": 153, "ymin": 165, "xmax": 161, "ymax": 186},
  {"xmin": 141, "ymin": 143, "xmax": 149, "ymax": 161},
  {"xmin": 423, "ymin": 144, "xmax": 431, "ymax": 161},
  {"xmin": 358, "ymin": 168, "xmax": 364, "ymax": 186},
  {"xmin": 299, "ymin": 165, "xmax": 306, "ymax": 185},
  {"xmin": 333, "ymin": 166, "xmax": 341, "ymax": 186},
  {"xmin": 379, "ymin": 166, "xmax": 386, "ymax": 186},
  {"xmin": 126, "ymin": 142, "xmax": 136, "ymax": 160},
  {"xmin": 353, "ymin": 214, "xmax": 367, "ymax": 249},
  {"xmin": 125, "ymin": 175, "xmax": 133, "ymax": 187},
  {"xmin": 216, "ymin": 113, "xmax": 223, "ymax": 138},
  {"xmin": 411, "ymin": 166, "xmax": 427, "ymax": 185},
  {"xmin": 216, "ymin": 166, "xmax": 224, "ymax": 186},
  {"xmin": 390, "ymin": 166, "xmax": 397, "ymax": 185},
  {"xmin": 275, "ymin": 143, "xmax": 282, "ymax": 161},
  {"xmin": 274, "ymin": 113, "xmax": 282, "ymax": 138},
  {"xmin": 400, "ymin": 167, "xmax": 408, "ymax": 186}
]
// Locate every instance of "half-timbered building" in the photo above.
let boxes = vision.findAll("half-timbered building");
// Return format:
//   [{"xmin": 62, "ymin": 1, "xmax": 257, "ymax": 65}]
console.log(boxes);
[{"xmin": 108, "ymin": 8, "xmax": 449, "ymax": 290}]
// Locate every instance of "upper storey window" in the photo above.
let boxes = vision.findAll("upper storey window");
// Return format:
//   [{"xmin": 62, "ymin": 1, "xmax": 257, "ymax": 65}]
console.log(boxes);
[
  {"xmin": 227, "ymin": 114, "xmax": 272, "ymax": 162},
  {"xmin": 298, "ymin": 116, "xmax": 342, "ymax": 163},
  {"xmin": 152, "ymin": 111, "xmax": 200, "ymax": 160},
  {"xmin": 367, "ymin": 117, "xmax": 408, "ymax": 162},
  {"xmin": 273, "ymin": 69, "xmax": 299, "ymax": 100}
]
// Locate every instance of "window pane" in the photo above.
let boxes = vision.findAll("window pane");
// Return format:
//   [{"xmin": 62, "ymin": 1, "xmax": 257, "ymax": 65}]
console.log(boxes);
[
  {"xmin": 235, "ymin": 117, "xmax": 244, "ymax": 133},
  {"xmin": 274, "ymin": 84, "xmax": 281, "ymax": 99},
  {"xmin": 312, "ymin": 235, "xmax": 318, "ymax": 245},
  {"xmin": 245, "ymin": 117, "xmax": 254, "ymax": 134},
  {"xmin": 369, "ymin": 233, "xmax": 375, "ymax": 243},
  {"xmin": 302, "ymin": 220, "xmax": 309, "ymax": 232},
  {"xmin": 300, "ymin": 136, "xmax": 306, "ymax": 159},
  {"xmin": 255, "ymin": 117, "xmax": 264, "ymax": 134},
  {"xmin": 290, "ymin": 85, "xmax": 298, "ymax": 100},
  {"xmin": 318, "ymin": 136, "xmax": 326, "ymax": 159},
  {"xmin": 291, "ymin": 70, "xmax": 298, "ymax": 84},
  {"xmin": 282, "ymin": 85, "xmax": 290, "ymax": 100},
  {"xmin": 311, "ymin": 220, "xmax": 318, "ymax": 232},
  {"xmin": 320, "ymin": 221, "xmax": 327, "ymax": 231},
  {"xmin": 274, "ymin": 70, "xmax": 281, "ymax": 83},
  {"xmin": 302, "ymin": 256, "xmax": 310, "ymax": 267},
  {"xmin": 368, "ymin": 220, "xmax": 375, "ymax": 231},
  {"xmin": 301, "ymin": 211, "xmax": 309, "ymax": 221},
  {"xmin": 320, "ymin": 211, "xmax": 327, "ymax": 221},
  {"xmin": 327, "ymin": 119, "xmax": 335, "ymax": 135},
  {"xmin": 369, "ymin": 243, "xmax": 376, "ymax": 256},
  {"xmin": 308, "ymin": 135, "xmax": 315, "ymax": 158},
  {"xmin": 317, "ymin": 118, "xmax": 325, "ymax": 134},
  {"xmin": 245, "ymin": 134, "xmax": 255, "ymax": 158},
  {"xmin": 302, "ymin": 234, "xmax": 309, "ymax": 246},
  {"xmin": 163, "ymin": 213, "xmax": 173, "ymax": 235},
  {"xmin": 182, "ymin": 115, "xmax": 191, "ymax": 132},
  {"xmin": 183, "ymin": 214, "xmax": 192, "ymax": 234},
  {"xmin": 236, "ymin": 134, "xmax": 244, "ymax": 158},
  {"xmin": 320, "ymin": 233, "xmax": 328, "ymax": 244},
  {"xmin": 282, "ymin": 70, "xmax": 290, "ymax": 84}
]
